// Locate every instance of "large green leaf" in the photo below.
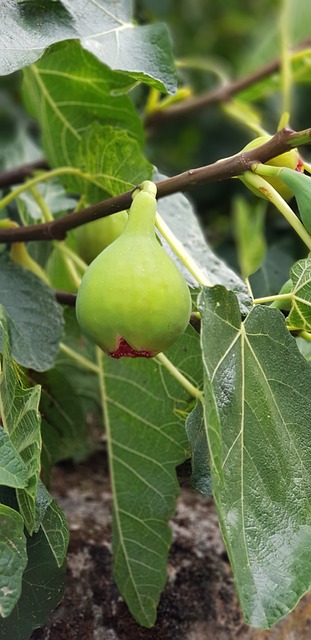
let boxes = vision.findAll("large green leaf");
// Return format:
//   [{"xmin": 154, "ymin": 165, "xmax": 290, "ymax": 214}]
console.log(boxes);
[
  {"xmin": 1, "ymin": 0, "xmax": 177, "ymax": 92},
  {"xmin": 200, "ymin": 286, "xmax": 311, "ymax": 628},
  {"xmin": 77, "ymin": 123, "xmax": 153, "ymax": 203},
  {"xmin": 0, "ymin": 526, "xmax": 66, "ymax": 640},
  {"xmin": 22, "ymin": 40, "xmax": 152, "ymax": 193},
  {"xmin": 0, "ymin": 305, "xmax": 42, "ymax": 533},
  {"xmin": 0, "ymin": 255, "xmax": 64, "ymax": 371},
  {"xmin": 0, "ymin": 504, "xmax": 27, "ymax": 619},
  {"xmin": 101, "ymin": 325, "xmax": 202, "ymax": 627}
]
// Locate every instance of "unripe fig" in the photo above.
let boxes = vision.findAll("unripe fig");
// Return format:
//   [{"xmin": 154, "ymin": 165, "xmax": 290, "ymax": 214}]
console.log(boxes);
[
  {"xmin": 46, "ymin": 245, "xmax": 81, "ymax": 293},
  {"xmin": 74, "ymin": 211, "xmax": 128, "ymax": 264},
  {"xmin": 76, "ymin": 182, "xmax": 192, "ymax": 358},
  {"xmin": 242, "ymin": 135, "xmax": 304, "ymax": 201}
]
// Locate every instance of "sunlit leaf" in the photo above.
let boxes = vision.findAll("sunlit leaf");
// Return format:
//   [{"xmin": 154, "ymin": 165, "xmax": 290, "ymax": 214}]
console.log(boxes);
[
  {"xmin": 200, "ymin": 286, "xmax": 311, "ymax": 628},
  {"xmin": 1, "ymin": 0, "xmax": 176, "ymax": 92}
]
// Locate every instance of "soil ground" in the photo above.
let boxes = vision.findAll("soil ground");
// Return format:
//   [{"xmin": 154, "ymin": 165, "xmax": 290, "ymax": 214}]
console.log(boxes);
[{"xmin": 30, "ymin": 452, "xmax": 311, "ymax": 640}]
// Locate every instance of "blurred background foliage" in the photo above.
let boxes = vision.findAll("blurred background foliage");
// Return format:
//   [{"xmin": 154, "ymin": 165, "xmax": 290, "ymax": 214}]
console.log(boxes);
[{"xmin": 137, "ymin": 0, "xmax": 311, "ymax": 282}]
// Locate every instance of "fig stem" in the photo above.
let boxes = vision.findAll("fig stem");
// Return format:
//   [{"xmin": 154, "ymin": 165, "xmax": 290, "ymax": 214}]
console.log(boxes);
[
  {"xmin": 55, "ymin": 242, "xmax": 88, "ymax": 274},
  {"xmin": 29, "ymin": 185, "xmax": 54, "ymax": 223},
  {"xmin": 155, "ymin": 352, "xmax": 204, "ymax": 402},
  {"xmin": 155, "ymin": 212, "xmax": 211, "ymax": 287},
  {"xmin": 297, "ymin": 330, "xmax": 311, "ymax": 342},
  {"xmin": 242, "ymin": 170, "xmax": 311, "ymax": 251},
  {"xmin": 253, "ymin": 293, "xmax": 294, "ymax": 305},
  {"xmin": 59, "ymin": 343, "xmax": 100, "ymax": 374},
  {"xmin": 280, "ymin": 0, "xmax": 292, "ymax": 116},
  {"xmin": 0, "ymin": 166, "xmax": 89, "ymax": 212}
]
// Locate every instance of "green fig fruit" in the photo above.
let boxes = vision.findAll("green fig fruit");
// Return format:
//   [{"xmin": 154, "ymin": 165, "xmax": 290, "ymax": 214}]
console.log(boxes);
[
  {"xmin": 74, "ymin": 210, "xmax": 128, "ymax": 264},
  {"xmin": 46, "ymin": 245, "xmax": 82, "ymax": 293},
  {"xmin": 76, "ymin": 182, "xmax": 192, "ymax": 358},
  {"xmin": 242, "ymin": 135, "xmax": 304, "ymax": 201}
]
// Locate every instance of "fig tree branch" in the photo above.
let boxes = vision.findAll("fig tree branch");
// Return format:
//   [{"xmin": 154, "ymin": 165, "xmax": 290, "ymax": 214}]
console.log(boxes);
[
  {"xmin": 0, "ymin": 126, "xmax": 310, "ymax": 244},
  {"xmin": 145, "ymin": 39, "xmax": 311, "ymax": 127},
  {"xmin": 0, "ymin": 159, "xmax": 49, "ymax": 189}
]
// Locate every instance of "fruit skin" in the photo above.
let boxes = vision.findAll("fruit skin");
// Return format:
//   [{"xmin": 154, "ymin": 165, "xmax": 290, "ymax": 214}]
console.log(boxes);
[
  {"xmin": 242, "ymin": 135, "xmax": 304, "ymax": 201},
  {"xmin": 74, "ymin": 211, "xmax": 128, "ymax": 264},
  {"xmin": 76, "ymin": 183, "xmax": 192, "ymax": 358}
]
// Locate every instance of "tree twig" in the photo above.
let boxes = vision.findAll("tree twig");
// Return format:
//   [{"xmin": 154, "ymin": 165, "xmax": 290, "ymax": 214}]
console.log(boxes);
[
  {"xmin": 0, "ymin": 127, "xmax": 310, "ymax": 244},
  {"xmin": 0, "ymin": 159, "xmax": 49, "ymax": 189},
  {"xmin": 55, "ymin": 290, "xmax": 76, "ymax": 306},
  {"xmin": 145, "ymin": 39, "xmax": 311, "ymax": 127}
]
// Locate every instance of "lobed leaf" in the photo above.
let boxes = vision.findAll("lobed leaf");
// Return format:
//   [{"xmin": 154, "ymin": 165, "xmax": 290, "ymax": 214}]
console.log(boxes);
[
  {"xmin": 22, "ymin": 40, "xmax": 152, "ymax": 194},
  {"xmin": 200, "ymin": 286, "xmax": 311, "ymax": 628},
  {"xmin": 1, "ymin": 0, "xmax": 177, "ymax": 92},
  {"xmin": 0, "ymin": 305, "xmax": 42, "ymax": 533},
  {"xmin": 101, "ymin": 325, "xmax": 202, "ymax": 627},
  {"xmin": 77, "ymin": 123, "xmax": 153, "ymax": 203}
]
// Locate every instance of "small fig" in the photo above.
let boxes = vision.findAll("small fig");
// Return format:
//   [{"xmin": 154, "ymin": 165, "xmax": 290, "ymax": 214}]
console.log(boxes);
[
  {"xmin": 46, "ymin": 245, "xmax": 82, "ymax": 293},
  {"xmin": 76, "ymin": 182, "xmax": 192, "ymax": 358},
  {"xmin": 74, "ymin": 211, "xmax": 128, "ymax": 264},
  {"xmin": 242, "ymin": 135, "xmax": 304, "ymax": 201}
]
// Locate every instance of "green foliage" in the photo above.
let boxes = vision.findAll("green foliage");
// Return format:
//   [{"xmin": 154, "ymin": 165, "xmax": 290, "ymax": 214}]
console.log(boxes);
[
  {"xmin": 0, "ymin": 505, "xmax": 27, "ymax": 618},
  {"xmin": 0, "ymin": 525, "xmax": 67, "ymax": 640},
  {"xmin": 102, "ymin": 325, "xmax": 201, "ymax": 626},
  {"xmin": 233, "ymin": 196, "xmax": 266, "ymax": 278},
  {"xmin": 0, "ymin": 305, "xmax": 42, "ymax": 532},
  {"xmin": 286, "ymin": 257, "xmax": 311, "ymax": 330},
  {"xmin": 278, "ymin": 168, "xmax": 311, "ymax": 233},
  {"xmin": 0, "ymin": 0, "xmax": 311, "ymax": 635},
  {"xmin": 0, "ymin": 255, "xmax": 64, "ymax": 371},
  {"xmin": 22, "ymin": 40, "xmax": 153, "ymax": 195},
  {"xmin": 185, "ymin": 400, "xmax": 211, "ymax": 495},
  {"xmin": 0, "ymin": 308, "xmax": 68, "ymax": 635},
  {"xmin": 1, "ymin": 0, "xmax": 177, "ymax": 92},
  {"xmin": 200, "ymin": 286, "xmax": 311, "ymax": 628}
]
